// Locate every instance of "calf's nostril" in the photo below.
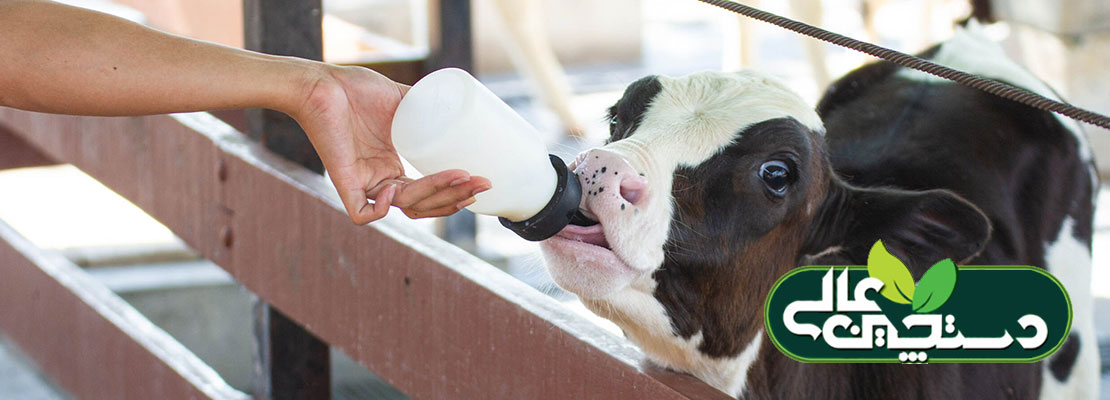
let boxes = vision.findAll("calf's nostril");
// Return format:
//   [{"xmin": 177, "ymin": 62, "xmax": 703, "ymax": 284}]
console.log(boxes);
[
  {"xmin": 619, "ymin": 177, "xmax": 647, "ymax": 205},
  {"xmin": 620, "ymin": 186, "xmax": 642, "ymax": 205}
]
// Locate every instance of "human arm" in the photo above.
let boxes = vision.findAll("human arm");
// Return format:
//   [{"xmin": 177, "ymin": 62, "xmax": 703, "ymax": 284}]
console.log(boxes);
[{"xmin": 0, "ymin": 0, "xmax": 490, "ymax": 223}]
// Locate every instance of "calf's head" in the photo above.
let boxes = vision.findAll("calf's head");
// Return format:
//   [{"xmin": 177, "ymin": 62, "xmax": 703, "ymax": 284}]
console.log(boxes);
[{"xmin": 539, "ymin": 70, "xmax": 991, "ymax": 392}]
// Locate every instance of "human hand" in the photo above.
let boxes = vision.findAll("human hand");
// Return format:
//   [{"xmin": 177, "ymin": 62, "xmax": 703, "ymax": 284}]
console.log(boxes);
[{"xmin": 291, "ymin": 64, "xmax": 491, "ymax": 224}]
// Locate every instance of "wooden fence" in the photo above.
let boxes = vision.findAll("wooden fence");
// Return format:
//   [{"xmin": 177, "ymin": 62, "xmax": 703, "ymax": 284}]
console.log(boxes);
[{"xmin": 0, "ymin": 108, "xmax": 729, "ymax": 399}]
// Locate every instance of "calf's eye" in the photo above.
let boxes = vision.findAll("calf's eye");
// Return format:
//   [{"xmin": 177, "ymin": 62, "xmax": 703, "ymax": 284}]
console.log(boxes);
[
  {"xmin": 759, "ymin": 160, "xmax": 790, "ymax": 196},
  {"xmin": 609, "ymin": 114, "xmax": 619, "ymax": 125}
]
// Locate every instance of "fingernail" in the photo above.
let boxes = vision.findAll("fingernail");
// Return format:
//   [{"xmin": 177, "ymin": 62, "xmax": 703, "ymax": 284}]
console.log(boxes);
[
  {"xmin": 471, "ymin": 185, "xmax": 490, "ymax": 196},
  {"xmin": 386, "ymin": 184, "xmax": 397, "ymax": 203},
  {"xmin": 457, "ymin": 198, "xmax": 476, "ymax": 210},
  {"xmin": 449, "ymin": 177, "xmax": 471, "ymax": 187}
]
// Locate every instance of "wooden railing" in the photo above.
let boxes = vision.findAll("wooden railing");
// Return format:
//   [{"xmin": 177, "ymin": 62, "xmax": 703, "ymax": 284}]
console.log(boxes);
[{"xmin": 0, "ymin": 109, "xmax": 730, "ymax": 399}]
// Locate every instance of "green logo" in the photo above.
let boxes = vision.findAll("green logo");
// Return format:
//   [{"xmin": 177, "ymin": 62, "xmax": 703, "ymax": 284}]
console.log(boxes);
[
  {"xmin": 765, "ymin": 241, "xmax": 1072, "ymax": 363},
  {"xmin": 867, "ymin": 241, "xmax": 957, "ymax": 313}
]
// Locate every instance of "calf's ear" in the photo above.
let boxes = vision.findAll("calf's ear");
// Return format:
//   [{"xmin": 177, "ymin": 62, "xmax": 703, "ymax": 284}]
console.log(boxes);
[{"xmin": 803, "ymin": 180, "xmax": 991, "ymax": 275}]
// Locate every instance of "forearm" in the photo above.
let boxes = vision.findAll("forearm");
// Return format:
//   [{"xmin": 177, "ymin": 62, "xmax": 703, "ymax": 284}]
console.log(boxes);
[{"xmin": 0, "ymin": 0, "xmax": 317, "ymax": 117}]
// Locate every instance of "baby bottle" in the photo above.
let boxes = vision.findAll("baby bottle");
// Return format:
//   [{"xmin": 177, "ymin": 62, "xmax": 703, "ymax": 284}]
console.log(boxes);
[{"xmin": 391, "ymin": 68, "xmax": 583, "ymax": 241}]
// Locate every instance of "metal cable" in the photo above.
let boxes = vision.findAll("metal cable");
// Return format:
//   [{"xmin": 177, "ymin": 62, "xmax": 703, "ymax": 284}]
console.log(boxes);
[{"xmin": 695, "ymin": 0, "xmax": 1110, "ymax": 130}]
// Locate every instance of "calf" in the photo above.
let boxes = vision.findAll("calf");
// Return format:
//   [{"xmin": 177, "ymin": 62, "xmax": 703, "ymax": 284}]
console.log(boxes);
[{"xmin": 539, "ymin": 23, "xmax": 1099, "ymax": 399}]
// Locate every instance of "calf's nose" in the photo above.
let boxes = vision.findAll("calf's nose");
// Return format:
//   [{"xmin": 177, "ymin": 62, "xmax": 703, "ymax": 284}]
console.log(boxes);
[{"xmin": 574, "ymin": 150, "xmax": 649, "ymax": 210}]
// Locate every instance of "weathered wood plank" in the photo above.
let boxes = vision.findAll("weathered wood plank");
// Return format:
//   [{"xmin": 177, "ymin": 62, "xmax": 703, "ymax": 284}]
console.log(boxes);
[
  {"xmin": 0, "ymin": 219, "xmax": 247, "ymax": 400},
  {"xmin": 0, "ymin": 109, "xmax": 731, "ymax": 400},
  {"xmin": 0, "ymin": 124, "xmax": 53, "ymax": 170}
]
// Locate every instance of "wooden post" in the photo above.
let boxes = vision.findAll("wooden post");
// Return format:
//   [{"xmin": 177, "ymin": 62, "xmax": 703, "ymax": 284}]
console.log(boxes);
[
  {"xmin": 427, "ymin": 0, "xmax": 473, "ymax": 72},
  {"xmin": 252, "ymin": 298, "xmax": 331, "ymax": 399},
  {"xmin": 242, "ymin": 0, "xmax": 331, "ymax": 398},
  {"xmin": 243, "ymin": 0, "xmax": 325, "ymax": 174},
  {"xmin": 427, "ymin": 0, "xmax": 479, "ymax": 250}
]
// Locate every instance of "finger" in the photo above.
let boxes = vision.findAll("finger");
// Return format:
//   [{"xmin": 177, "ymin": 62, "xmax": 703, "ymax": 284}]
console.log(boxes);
[
  {"xmin": 351, "ymin": 183, "xmax": 396, "ymax": 225},
  {"xmin": 403, "ymin": 196, "xmax": 477, "ymax": 219},
  {"xmin": 369, "ymin": 183, "xmax": 398, "ymax": 222},
  {"xmin": 391, "ymin": 169, "xmax": 474, "ymax": 207},
  {"xmin": 340, "ymin": 186, "xmax": 376, "ymax": 225},
  {"xmin": 403, "ymin": 178, "xmax": 490, "ymax": 212},
  {"xmin": 366, "ymin": 177, "xmax": 411, "ymax": 199}
]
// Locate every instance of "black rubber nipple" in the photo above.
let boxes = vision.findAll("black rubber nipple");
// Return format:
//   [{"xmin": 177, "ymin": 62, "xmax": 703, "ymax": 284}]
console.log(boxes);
[{"xmin": 499, "ymin": 154, "xmax": 583, "ymax": 241}]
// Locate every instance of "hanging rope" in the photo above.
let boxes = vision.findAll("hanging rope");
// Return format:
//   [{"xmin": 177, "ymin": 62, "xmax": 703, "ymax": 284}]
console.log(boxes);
[{"xmin": 695, "ymin": 0, "xmax": 1110, "ymax": 130}]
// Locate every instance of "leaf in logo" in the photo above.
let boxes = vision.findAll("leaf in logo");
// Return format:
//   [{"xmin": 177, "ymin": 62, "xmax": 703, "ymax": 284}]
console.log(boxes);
[
  {"xmin": 866, "ymin": 241, "xmax": 915, "ymax": 304},
  {"xmin": 911, "ymin": 258, "xmax": 957, "ymax": 313}
]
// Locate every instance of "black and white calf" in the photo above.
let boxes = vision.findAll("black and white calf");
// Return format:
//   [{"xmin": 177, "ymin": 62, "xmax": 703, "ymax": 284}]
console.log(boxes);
[{"xmin": 540, "ymin": 24, "xmax": 1099, "ymax": 399}]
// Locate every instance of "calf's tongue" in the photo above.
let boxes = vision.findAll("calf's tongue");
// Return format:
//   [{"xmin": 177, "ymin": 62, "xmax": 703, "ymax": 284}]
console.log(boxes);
[{"xmin": 556, "ymin": 223, "xmax": 610, "ymax": 248}]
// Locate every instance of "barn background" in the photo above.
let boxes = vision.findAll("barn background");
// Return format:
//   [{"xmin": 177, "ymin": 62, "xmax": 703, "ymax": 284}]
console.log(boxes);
[{"xmin": 1, "ymin": 0, "xmax": 1107, "ymax": 398}]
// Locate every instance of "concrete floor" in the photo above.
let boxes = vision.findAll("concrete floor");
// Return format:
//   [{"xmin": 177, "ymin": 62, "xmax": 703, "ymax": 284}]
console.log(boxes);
[{"xmin": 0, "ymin": 336, "xmax": 70, "ymax": 400}]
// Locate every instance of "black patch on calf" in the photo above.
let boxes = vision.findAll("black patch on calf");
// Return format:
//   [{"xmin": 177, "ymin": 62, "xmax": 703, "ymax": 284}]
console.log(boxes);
[
  {"xmin": 803, "ymin": 182, "xmax": 991, "ymax": 275},
  {"xmin": 816, "ymin": 46, "xmax": 940, "ymax": 121},
  {"xmin": 655, "ymin": 118, "xmax": 820, "ymax": 357},
  {"xmin": 607, "ymin": 76, "xmax": 662, "ymax": 143},
  {"xmin": 819, "ymin": 63, "xmax": 1095, "ymax": 270},
  {"xmin": 1049, "ymin": 334, "xmax": 1081, "ymax": 381}
]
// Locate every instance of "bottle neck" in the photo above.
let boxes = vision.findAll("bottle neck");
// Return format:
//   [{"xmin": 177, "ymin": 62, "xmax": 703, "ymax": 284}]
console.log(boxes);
[{"xmin": 499, "ymin": 154, "xmax": 583, "ymax": 241}]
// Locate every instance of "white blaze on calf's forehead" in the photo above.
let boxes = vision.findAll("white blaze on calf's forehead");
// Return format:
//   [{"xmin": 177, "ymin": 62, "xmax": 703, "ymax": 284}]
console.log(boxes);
[{"xmin": 614, "ymin": 70, "xmax": 823, "ymax": 169}]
